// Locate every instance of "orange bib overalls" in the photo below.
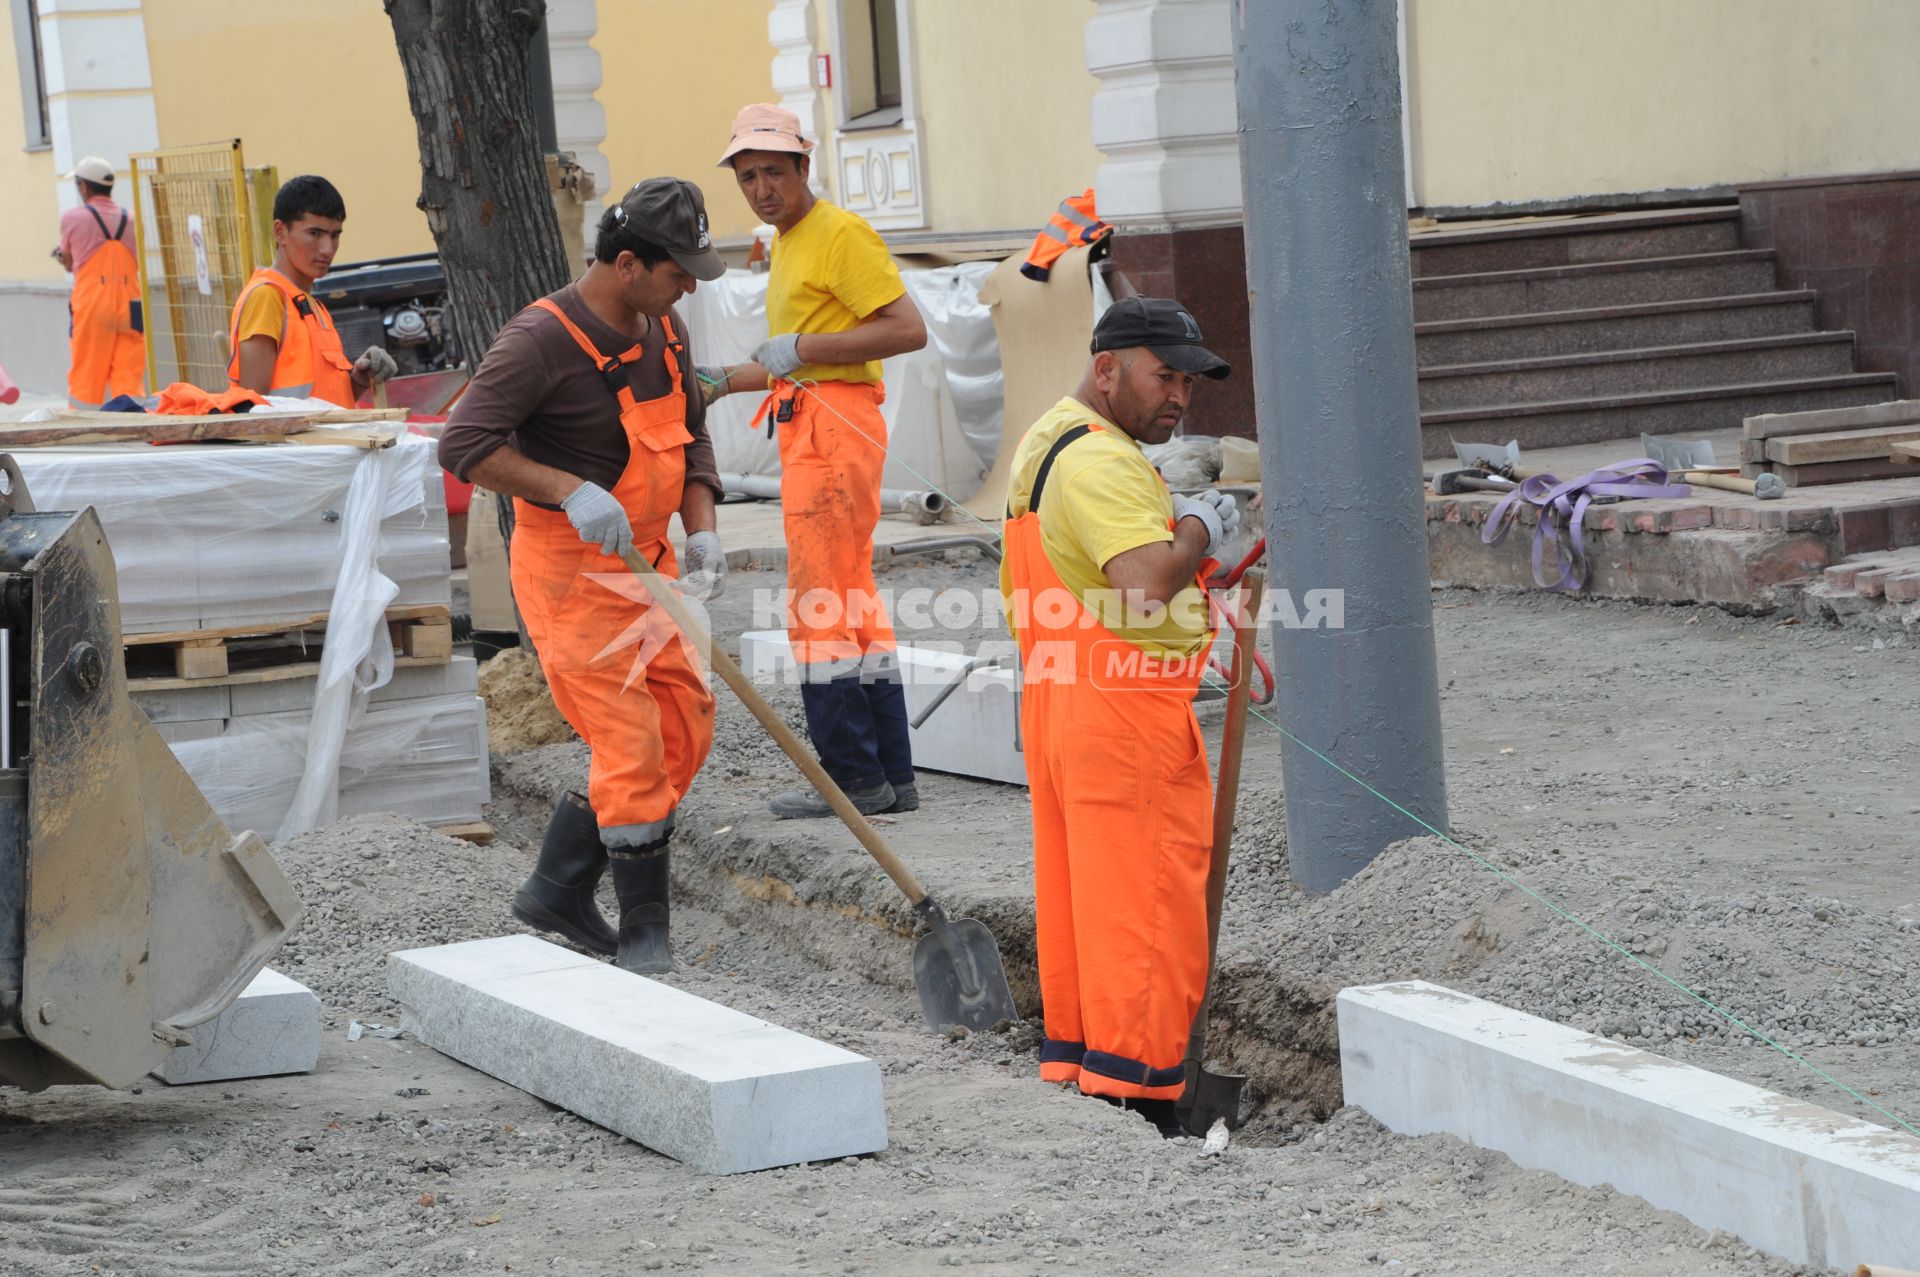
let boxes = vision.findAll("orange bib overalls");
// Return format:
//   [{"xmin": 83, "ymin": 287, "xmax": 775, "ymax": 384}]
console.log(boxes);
[
  {"xmin": 67, "ymin": 206, "xmax": 145, "ymax": 409},
  {"xmin": 1004, "ymin": 423, "xmax": 1216, "ymax": 1101},
  {"xmin": 509, "ymin": 300, "xmax": 715, "ymax": 831}
]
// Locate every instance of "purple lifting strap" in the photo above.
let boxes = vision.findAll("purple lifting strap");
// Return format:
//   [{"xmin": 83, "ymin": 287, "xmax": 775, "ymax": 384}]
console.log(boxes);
[{"xmin": 1481, "ymin": 459, "xmax": 1692, "ymax": 593}]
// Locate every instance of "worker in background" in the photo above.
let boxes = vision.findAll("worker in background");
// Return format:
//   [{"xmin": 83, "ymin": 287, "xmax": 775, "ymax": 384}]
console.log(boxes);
[
  {"xmin": 438, "ymin": 178, "xmax": 730, "ymax": 975},
  {"xmin": 999, "ymin": 297, "xmax": 1237, "ymax": 1126},
  {"xmin": 705, "ymin": 103, "xmax": 928, "ymax": 821},
  {"xmin": 228, "ymin": 175, "xmax": 397, "ymax": 406},
  {"xmin": 55, "ymin": 156, "xmax": 145, "ymax": 409}
]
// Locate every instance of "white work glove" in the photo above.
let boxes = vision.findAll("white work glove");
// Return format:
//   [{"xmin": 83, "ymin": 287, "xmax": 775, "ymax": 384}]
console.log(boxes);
[
  {"xmin": 752, "ymin": 333, "xmax": 804, "ymax": 379},
  {"xmin": 1171, "ymin": 489, "xmax": 1242, "ymax": 560},
  {"xmin": 681, "ymin": 529, "xmax": 727, "ymax": 601},
  {"xmin": 562, "ymin": 481, "xmax": 633, "ymax": 558},
  {"xmin": 354, "ymin": 345, "xmax": 399, "ymax": 385},
  {"xmin": 694, "ymin": 365, "xmax": 728, "ymax": 406}
]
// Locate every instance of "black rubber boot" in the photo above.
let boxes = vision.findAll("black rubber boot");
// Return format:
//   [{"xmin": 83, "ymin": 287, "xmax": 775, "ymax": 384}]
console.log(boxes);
[
  {"xmin": 609, "ymin": 838, "xmax": 673, "ymax": 975},
  {"xmin": 510, "ymin": 792, "xmax": 617, "ymax": 956}
]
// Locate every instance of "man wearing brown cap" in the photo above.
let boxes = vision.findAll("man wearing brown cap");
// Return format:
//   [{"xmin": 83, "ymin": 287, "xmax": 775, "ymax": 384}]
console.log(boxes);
[
  {"xmin": 705, "ymin": 103, "xmax": 930, "ymax": 821},
  {"xmin": 439, "ymin": 177, "xmax": 729, "ymax": 975},
  {"xmin": 999, "ymin": 297, "xmax": 1238, "ymax": 1124}
]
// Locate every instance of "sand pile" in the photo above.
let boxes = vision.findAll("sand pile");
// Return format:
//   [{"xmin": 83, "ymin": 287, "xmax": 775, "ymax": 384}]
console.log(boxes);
[{"xmin": 477, "ymin": 647, "xmax": 576, "ymax": 752}]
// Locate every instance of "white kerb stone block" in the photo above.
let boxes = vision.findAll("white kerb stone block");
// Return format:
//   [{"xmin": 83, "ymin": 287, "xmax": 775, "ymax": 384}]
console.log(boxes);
[
  {"xmin": 390, "ymin": 935, "xmax": 887, "ymax": 1175},
  {"xmin": 1338, "ymin": 981, "xmax": 1920, "ymax": 1270},
  {"xmin": 152, "ymin": 968, "xmax": 322, "ymax": 1085}
]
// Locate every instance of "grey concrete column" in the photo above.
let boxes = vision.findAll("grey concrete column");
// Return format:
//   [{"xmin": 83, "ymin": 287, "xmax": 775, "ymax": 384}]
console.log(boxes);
[{"xmin": 1234, "ymin": 0, "xmax": 1448, "ymax": 892}]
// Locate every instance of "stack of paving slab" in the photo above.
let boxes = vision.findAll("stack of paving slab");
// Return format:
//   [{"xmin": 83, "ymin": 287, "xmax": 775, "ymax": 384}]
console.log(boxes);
[
  {"xmin": 1741, "ymin": 399, "xmax": 1920, "ymax": 488},
  {"xmin": 13, "ymin": 437, "xmax": 488, "ymax": 836}
]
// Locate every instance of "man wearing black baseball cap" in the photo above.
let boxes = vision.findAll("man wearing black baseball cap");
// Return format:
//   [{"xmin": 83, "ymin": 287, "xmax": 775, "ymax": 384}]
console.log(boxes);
[
  {"xmin": 997, "ymin": 295, "xmax": 1240, "ymax": 1126},
  {"xmin": 439, "ymin": 177, "xmax": 729, "ymax": 976}
]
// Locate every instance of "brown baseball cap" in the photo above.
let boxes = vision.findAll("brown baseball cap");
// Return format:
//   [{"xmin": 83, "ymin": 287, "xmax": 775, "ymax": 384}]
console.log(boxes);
[{"xmin": 614, "ymin": 178, "xmax": 726, "ymax": 281}]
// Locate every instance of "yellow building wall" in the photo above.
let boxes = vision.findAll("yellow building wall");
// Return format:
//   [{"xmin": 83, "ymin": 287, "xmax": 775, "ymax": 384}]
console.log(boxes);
[
  {"xmin": 593, "ymin": 0, "xmax": 776, "ymax": 242},
  {"xmin": 910, "ymin": 0, "xmax": 1102, "ymax": 233},
  {"xmin": 1409, "ymin": 0, "xmax": 1920, "ymax": 209},
  {"xmin": 0, "ymin": 18, "xmax": 62, "ymax": 281},
  {"xmin": 143, "ymin": 0, "xmax": 433, "ymax": 261}
]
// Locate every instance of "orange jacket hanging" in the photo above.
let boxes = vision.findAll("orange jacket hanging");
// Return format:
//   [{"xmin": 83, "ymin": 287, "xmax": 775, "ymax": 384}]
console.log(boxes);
[{"xmin": 1021, "ymin": 189, "xmax": 1113, "ymax": 283}]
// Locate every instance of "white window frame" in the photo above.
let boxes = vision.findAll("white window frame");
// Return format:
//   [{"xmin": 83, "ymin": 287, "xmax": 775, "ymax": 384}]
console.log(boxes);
[
  {"xmin": 833, "ymin": 0, "xmax": 911, "ymax": 132},
  {"xmin": 11, "ymin": 0, "xmax": 50, "ymax": 150}
]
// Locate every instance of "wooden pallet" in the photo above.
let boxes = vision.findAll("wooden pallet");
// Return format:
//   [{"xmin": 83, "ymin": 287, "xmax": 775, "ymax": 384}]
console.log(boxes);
[
  {"xmin": 124, "ymin": 604, "xmax": 452, "ymax": 681},
  {"xmin": 433, "ymin": 821, "xmax": 495, "ymax": 846}
]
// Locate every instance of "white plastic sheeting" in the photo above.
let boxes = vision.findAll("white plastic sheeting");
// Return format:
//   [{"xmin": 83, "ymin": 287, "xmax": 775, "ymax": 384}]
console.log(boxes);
[{"xmin": 681, "ymin": 264, "xmax": 1003, "ymax": 503}]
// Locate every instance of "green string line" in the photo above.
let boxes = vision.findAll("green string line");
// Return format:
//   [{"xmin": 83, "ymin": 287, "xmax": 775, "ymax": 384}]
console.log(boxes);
[{"xmin": 781, "ymin": 377, "xmax": 1920, "ymax": 1140}]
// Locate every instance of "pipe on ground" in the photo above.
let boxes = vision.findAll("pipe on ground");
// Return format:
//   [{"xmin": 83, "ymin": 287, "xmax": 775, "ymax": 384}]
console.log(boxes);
[{"xmin": 719, "ymin": 472, "xmax": 948, "ymax": 524}]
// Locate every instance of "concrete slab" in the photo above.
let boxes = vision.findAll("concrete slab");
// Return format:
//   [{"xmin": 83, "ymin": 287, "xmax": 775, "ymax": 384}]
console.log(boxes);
[
  {"xmin": 152, "ymin": 968, "xmax": 322, "ymax": 1085},
  {"xmin": 390, "ymin": 935, "xmax": 887, "ymax": 1175},
  {"xmin": 739, "ymin": 630, "xmax": 1028, "ymax": 786},
  {"xmin": 1338, "ymin": 980, "xmax": 1920, "ymax": 1270}
]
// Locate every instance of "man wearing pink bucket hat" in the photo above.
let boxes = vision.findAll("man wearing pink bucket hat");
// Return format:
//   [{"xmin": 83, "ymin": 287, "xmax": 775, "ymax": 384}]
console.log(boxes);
[{"xmin": 706, "ymin": 103, "xmax": 930, "ymax": 822}]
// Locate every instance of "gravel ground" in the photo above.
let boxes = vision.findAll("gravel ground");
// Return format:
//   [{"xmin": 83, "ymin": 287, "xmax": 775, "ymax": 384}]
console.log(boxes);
[{"xmin": 0, "ymin": 548, "xmax": 1914, "ymax": 1275}]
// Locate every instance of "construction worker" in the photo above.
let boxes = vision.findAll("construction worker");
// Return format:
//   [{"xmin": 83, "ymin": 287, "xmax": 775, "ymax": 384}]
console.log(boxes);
[
  {"xmin": 999, "ymin": 297, "xmax": 1237, "ymax": 1120},
  {"xmin": 228, "ymin": 175, "xmax": 397, "ymax": 405},
  {"xmin": 438, "ymin": 178, "xmax": 730, "ymax": 975},
  {"xmin": 707, "ymin": 103, "xmax": 928, "ymax": 820},
  {"xmin": 55, "ymin": 157, "xmax": 145, "ymax": 409}
]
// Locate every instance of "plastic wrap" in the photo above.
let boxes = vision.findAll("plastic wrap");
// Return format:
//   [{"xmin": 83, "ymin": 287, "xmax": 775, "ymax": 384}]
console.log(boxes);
[
  {"xmin": 680, "ymin": 264, "xmax": 1003, "ymax": 498},
  {"xmin": 13, "ymin": 436, "xmax": 449, "ymax": 634}
]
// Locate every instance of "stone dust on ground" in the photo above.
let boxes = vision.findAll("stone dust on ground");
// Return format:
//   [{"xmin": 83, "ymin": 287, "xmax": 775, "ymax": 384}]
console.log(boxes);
[{"xmin": 0, "ymin": 548, "xmax": 1912, "ymax": 1276}]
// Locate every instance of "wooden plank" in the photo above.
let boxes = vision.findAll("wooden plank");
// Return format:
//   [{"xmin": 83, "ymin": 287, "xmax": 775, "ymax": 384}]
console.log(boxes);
[
  {"xmin": 2, "ymin": 414, "xmax": 319, "ymax": 448},
  {"xmin": 126, "ymin": 654, "xmax": 447, "ymax": 694},
  {"xmin": 1766, "ymin": 425, "xmax": 1920, "ymax": 465},
  {"xmin": 174, "ymin": 639, "xmax": 228, "ymax": 680},
  {"xmin": 1743, "ymin": 399, "xmax": 1920, "ymax": 441},
  {"xmin": 124, "ymin": 604, "xmax": 450, "ymax": 647},
  {"xmin": 1774, "ymin": 457, "xmax": 1917, "ymax": 487},
  {"xmin": 394, "ymin": 618, "xmax": 454, "ymax": 661},
  {"xmin": 433, "ymin": 821, "xmax": 495, "ymax": 846},
  {"xmin": 1892, "ymin": 441, "xmax": 1920, "ymax": 463}
]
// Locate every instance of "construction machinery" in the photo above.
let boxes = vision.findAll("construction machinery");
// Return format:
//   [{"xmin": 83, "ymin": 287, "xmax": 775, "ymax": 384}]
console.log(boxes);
[{"xmin": 0, "ymin": 456, "xmax": 303, "ymax": 1091}]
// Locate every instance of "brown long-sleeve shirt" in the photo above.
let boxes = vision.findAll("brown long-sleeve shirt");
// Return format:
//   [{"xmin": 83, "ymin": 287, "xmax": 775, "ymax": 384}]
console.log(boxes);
[{"xmin": 438, "ymin": 281, "xmax": 721, "ymax": 509}]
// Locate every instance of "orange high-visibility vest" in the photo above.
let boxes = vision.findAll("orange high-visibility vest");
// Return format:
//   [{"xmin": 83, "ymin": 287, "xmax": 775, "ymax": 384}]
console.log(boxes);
[
  {"xmin": 1021, "ymin": 189, "xmax": 1113, "ymax": 282},
  {"xmin": 225, "ymin": 267, "xmax": 357, "ymax": 406}
]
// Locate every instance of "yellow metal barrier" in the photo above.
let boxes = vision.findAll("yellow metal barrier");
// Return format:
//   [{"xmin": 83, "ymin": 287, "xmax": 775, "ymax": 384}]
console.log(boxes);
[{"xmin": 129, "ymin": 140, "xmax": 259, "ymax": 393}]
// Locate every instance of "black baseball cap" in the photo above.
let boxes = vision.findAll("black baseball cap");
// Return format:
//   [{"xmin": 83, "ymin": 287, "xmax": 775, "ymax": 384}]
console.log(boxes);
[
  {"xmin": 1090, "ymin": 296, "xmax": 1231, "ymax": 379},
  {"xmin": 615, "ymin": 178, "xmax": 727, "ymax": 281}
]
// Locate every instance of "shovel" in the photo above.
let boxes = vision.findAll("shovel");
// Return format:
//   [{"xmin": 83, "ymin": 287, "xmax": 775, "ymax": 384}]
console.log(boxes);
[
  {"xmin": 616, "ymin": 546, "xmax": 1019, "ymax": 1035},
  {"xmin": 1176, "ymin": 572, "xmax": 1261, "ymax": 1137},
  {"xmin": 1641, "ymin": 432, "xmax": 1786, "ymax": 499}
]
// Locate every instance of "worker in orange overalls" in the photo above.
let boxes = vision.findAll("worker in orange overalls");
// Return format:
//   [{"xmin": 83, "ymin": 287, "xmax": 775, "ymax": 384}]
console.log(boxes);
[
  {"xmin": 706, "ymin": 103, "xmax": 929, "ymax": 820},
  {"xmin": 1000, "ymin": 297, "xmax": 1239, "ymax": 1127},
  {"xmin": 228, "ymin": 175, "xmax": 397, "ymax": 407},
  {"xmin": 55, "ymin": 156, "xmax": 145, "ymax": 409},
  {"xmin": 439, "ymin": 178, "xmax": 730, "ymax": 974}
]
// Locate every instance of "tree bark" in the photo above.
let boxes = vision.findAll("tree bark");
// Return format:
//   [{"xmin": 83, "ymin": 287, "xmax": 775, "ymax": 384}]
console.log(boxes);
[{"xmin": 385, "ymin": 0, "xmax": 570, "ymax": 361}]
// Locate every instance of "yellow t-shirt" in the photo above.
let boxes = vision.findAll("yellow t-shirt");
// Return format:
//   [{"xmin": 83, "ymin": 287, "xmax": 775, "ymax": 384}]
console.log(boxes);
[
  {"xmin": 766, "ymin": 200, "xmax": 904, "ymax": 384},
  {"xmin": 999, "ymin": 396, "xmax": 1210, "ymax": 659},
  {"xmin": 233, "ymin": 281, "xmax": 288, "ymax": 348}
]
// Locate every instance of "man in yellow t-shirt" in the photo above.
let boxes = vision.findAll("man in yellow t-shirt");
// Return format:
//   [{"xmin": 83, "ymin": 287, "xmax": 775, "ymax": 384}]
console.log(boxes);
[
  {"xmin": 707, "ymin": 103, "xmax": 930, "ymax": 821},
  {"xmin": 999, "ymin": 296, "xmax": 1238, "ymax": 1122}
]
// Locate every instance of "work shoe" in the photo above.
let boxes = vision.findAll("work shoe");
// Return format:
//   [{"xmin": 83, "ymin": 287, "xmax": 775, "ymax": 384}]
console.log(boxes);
[
  {"xmin": 609, "ymin": 839, "xmax": 673, "ymax": 975},
  {"xmin": 883, "ymin": 781, "xmax": 920, "ymax": 813},
  {"xmin": 769, "ymin": 780, "xmax": 894, "ymax": 820},
  {"xmin": 510, "ymin": 792, "xmax": 617, "ymax": 956}
]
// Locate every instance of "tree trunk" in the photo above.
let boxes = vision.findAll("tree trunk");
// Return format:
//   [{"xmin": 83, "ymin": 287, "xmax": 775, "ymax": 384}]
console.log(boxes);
[{"xmin": 385, "ymin": 0, "xmax": 570, "ymax": 361}]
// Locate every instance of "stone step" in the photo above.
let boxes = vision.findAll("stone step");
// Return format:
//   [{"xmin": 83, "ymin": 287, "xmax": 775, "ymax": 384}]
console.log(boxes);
[
  {"xmin": 1412, "ymin": 251, "xmax": 1780, "ymax": 323},
  {"xmin": 1419, "ymin": 373, "xmax": 1900, "ymax": 459},
  {"xmin": 1410, "ymin": 207, "xmax": 1743, "ymax": 278},
  {"xmin": 1418, "ymin": 333, "xmax": 1858, "ymax": 412},
  {"xmin": 1415, "ymin": 292, "xmax": 1820, "ymax": 367}
]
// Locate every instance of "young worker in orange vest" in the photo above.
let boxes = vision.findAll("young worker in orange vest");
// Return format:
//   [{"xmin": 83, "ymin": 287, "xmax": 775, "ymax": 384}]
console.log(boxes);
[
  {"xmin": 438, "ymin": 178, "xmax": 730, "ymax": 974},
  {"xmin": 705, "ymin": 103, "xmax": 929, "ymax": 820},
  {"xmin": 999, "ymin": 297, "xmax": 1238, "ymax": 1124},
  {"xmin": 55, "ymin": 156, "xmax": 146, "ymax": 409},
  {"xmin": 228, "ymin": 175, "xmax": 397, "ymax": 406}
]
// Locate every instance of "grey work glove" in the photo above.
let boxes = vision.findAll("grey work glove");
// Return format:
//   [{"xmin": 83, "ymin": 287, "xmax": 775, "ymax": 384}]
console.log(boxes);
[
  {"xmin": 751, "ymin": 332, "xmax": 804, "ymax": 379},
  {"xmin": 694, "ymin": 364, "xmax": 728, "ymax": 405},
  {"xmin": 680, "ymin": 529, "xmax": 727, "ymax": 601},
  {"xmin": 1170, "ymin": 489, "xmax": 1242, "ymax": 560},
  {"xmin": 562, "ymin": 481, "xmax": 634, "ymax": 558},
  {"xmin": 354, "ymin": 345, "xmax": 400, "ymax": 385}
]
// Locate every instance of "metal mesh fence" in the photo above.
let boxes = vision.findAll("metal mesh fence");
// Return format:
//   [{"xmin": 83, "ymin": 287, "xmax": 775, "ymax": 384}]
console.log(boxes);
[{"xmin": 129, "ymin": 140, "xmax": 272, "ymax": 393}]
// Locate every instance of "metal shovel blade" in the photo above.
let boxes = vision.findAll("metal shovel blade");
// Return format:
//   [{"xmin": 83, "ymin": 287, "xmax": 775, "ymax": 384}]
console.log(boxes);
[
  {"xmin": 1178, "ymin": 1063, "xmax": 1248, "ymax": 1137},
  {"xmin": 1640, "ymin": 433, "xmax": 1718, "ymax": 471},
  {"xmin": 1452, "ymin": 438, "xmax": 1521, "ymax": 474},
  {"xmin": 911, "ymin": 898, "xmax": 1020, "ymax": 1033}
]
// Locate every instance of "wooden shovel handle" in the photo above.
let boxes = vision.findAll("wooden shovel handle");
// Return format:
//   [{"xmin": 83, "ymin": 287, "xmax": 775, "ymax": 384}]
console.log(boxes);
[
  {"xmin": 1205, "ymin": 574, "xmax": 1261, "ymax": 960},
  {"xmin": 617, "ymin": 547, "xmax": 929, "ymax": 905}
]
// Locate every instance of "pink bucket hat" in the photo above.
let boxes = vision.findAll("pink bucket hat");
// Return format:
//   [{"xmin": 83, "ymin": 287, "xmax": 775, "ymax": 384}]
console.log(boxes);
[{"xmin": 717, "ymin": 103, "xmax": 815, "ymax": 167}]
